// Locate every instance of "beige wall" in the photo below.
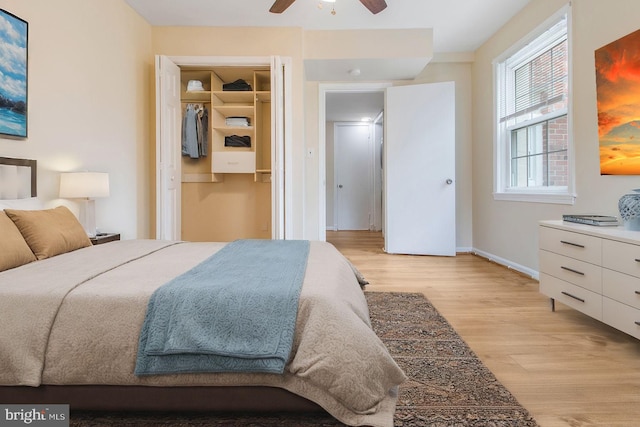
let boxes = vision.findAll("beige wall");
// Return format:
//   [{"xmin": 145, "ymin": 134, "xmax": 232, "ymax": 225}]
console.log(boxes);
[
  {"xmin": 304, "ymin": 28, "xmax": 433, "ymax": 60},
  {"xmin": 0, "ymin": 0, "xmax": 153, "ymax": 239},
  {"xmin": 472, "ymin": 0, "xmax": 640, "ymax": 274}
]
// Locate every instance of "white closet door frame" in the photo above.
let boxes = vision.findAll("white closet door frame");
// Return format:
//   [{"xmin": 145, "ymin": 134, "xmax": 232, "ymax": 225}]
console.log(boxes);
[
  {"xmin": 155, "ymin": 55, "xmax": 292, "ymax": 240},
  {"xmin": 270, "ymin": 55, "xmax": 293, "ymax": 239},
  {"xmin": 155, "ymin": 55, "xmax": 181, "ymax": 240}
]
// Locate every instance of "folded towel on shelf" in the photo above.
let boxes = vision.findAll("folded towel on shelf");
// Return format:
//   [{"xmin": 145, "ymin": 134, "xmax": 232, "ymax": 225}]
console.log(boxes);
[{"xmin": 225, "ymin": 117, "xmax": 250, "ymax": 127}]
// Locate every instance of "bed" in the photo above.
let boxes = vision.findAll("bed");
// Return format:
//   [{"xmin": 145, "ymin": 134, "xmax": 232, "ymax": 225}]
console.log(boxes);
[{"xmin": 0, "ymin": 157, "xmax": 406, "ymax": 427}]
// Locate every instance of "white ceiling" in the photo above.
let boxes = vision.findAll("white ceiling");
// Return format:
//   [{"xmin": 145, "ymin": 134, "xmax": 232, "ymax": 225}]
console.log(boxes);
[
  {"xmin": 326, "ymin": 91, "xmax": 384, "ymax": 122},
  {"xmin": 125, "ymin": 0, "xmax": 530, "ymax": 53},
  {"xmin": 125, "ymin": 0, "xmax": 530, "ymax": 121}
]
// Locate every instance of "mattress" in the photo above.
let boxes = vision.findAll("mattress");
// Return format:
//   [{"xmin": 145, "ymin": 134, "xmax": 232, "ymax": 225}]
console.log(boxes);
[{"xmin": 0, "ymin": 239, "xmax": 405, "ymax": 427}]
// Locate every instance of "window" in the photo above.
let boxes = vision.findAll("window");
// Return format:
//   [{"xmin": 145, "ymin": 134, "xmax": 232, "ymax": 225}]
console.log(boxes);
[{"xmin": 494, "ymin": 6, "xmax": 573, "ymax": 204}]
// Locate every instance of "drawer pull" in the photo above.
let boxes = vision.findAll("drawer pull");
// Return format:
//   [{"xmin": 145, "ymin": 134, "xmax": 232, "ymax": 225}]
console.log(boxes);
[
  {"xmin": 560, "ymin": 266, "xmax": 585, "ymax": 276},
  {"xmin": 560, "ymin": 240, "xmax": 585, "ymax": 248},
  {"xmin": 636, "ymin": 321, "xmax": 640, "ymax": 326},
  {"xmin": 561, "ymin": 291, "xmax": 585, "ymax": 303},
  {"xmin": 635, "ymin": 259, "xmax": 640, "ymax": 263},
  {"xmin": 635, "ymin": 291, "xmax": 640, "ymax": 295}
]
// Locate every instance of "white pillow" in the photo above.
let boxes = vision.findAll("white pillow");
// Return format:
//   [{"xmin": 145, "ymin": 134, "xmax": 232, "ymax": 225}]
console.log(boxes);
[{"xmin": 0, "ymin": 197, "xmax": 45, "ymax": 211}]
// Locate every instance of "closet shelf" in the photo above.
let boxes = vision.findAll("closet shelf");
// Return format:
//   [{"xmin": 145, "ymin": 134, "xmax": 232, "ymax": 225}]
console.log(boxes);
[
  {"xmin": 212, "ymin": 126, "xmax": 255, "ymax": 136},
  {"xmin": 212, "ymin": 91, "xmax": 254, "ymax": 103},
  {"xmin": 182, "ymin": 91, "xmax": 212, "ymax": 102},
  {"xmin": 213, "ymin": 105, "xmax": 254, "ymax": 117},
  {"xmin": 256, "ymin": 91, "xmax": 271, "ymax": 102}
]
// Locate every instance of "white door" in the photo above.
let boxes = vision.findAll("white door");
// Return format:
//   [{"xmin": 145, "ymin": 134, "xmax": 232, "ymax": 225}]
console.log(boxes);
[
  {"xmin": 335, "ymin": 123, "xmax": 371, "ymax": 230},
  {"xmin": 155, "ymin": 55, "xmax": 181, "ymax": 240},
  {"xmin": 155, "ymin": 55, "xmax": 291, "ymax": 241},
  {"xmin": 270, "ymin": 55, "xmax": 287, "ymax": 239},
  {"xmin": 384, "ymin": 81, "xmax": 456, "ymax": 256}
]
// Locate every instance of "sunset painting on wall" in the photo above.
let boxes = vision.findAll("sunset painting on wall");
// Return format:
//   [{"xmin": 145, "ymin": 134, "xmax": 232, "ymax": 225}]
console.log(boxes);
[{"xmin": 596, "ymin": 28, "xmax": 640, "ymax": 175}]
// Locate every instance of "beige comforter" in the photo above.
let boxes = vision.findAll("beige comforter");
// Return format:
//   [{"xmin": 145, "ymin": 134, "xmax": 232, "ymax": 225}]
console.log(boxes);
[{"xmin": 0, "ymin": 240, "xmax": 406, "ymax": 427}]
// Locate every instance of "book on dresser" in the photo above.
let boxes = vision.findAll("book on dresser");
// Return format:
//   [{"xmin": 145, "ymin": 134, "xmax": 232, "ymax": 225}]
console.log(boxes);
[{"xmin": 562, "ymin": 214, "xmax": 619, "ymax": 226}]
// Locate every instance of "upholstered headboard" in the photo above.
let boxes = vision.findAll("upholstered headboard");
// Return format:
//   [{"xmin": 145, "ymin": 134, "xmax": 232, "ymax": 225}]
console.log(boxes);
[{"xmin": 0, "ymin": 157, "xmax": 37, "ymax": 199}]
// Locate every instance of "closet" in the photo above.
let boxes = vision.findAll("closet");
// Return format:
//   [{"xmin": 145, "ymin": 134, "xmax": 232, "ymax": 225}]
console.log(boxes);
[{"xmin": 179, "ymin": 66, "xmax": 272, "ymax": 242}]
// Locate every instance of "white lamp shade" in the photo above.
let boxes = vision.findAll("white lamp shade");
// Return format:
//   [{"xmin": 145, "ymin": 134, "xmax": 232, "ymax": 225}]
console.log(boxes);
[{"xmin": 59, "ymin": 172, "xmax": 110, "ymax": 199}]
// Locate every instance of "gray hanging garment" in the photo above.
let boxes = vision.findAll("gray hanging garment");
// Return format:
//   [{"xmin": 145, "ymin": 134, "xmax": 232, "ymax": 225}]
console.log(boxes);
[{"xmin": 182, "ymin": 104, "xmax": 199, "ymax": 159}]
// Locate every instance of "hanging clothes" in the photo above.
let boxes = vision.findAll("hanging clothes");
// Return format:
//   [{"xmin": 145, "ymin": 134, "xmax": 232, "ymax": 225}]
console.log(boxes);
[
  {"xmin": 182, "ymin": 104, "xmax": 199, "ymax": 159},
  {"xmin": 199, "ymin": 107, "xmax": 208, "ymax": 157},
  {"xmin": 182, "ymin": 104, "xmax": 209, "ymax": 159}
]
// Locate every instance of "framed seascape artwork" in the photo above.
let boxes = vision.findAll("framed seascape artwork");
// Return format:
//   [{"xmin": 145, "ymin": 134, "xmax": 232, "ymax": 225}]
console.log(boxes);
[
  {"xmin": 595, "ymin": 28, "xmax": 640, "ymax": 175},
  {"xmin": 0, "ymin": 9, "xmax": 28, "ymax": 139}
]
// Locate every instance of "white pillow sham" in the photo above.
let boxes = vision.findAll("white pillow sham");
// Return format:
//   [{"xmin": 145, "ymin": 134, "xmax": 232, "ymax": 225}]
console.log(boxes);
[{"xmin": 0, "ymin": 197, "xmax": 45, "ymax": 211}]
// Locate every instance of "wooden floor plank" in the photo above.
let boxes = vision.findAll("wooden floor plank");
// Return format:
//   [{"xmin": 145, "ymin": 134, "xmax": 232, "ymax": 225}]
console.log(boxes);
[{"xmin": 327, "ymin": 230, "xmax": 640, "ymax": 427}]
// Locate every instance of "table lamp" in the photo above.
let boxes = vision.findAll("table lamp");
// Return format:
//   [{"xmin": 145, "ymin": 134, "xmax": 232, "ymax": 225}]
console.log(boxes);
[{"xmin": 59, "ymin": 172, "xmax": 110, "ymax": 237}]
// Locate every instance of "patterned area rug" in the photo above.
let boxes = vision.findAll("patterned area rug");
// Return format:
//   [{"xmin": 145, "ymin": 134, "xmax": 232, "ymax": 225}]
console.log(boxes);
[{"xmin": 71, "ymin": 292, "xmax": 539, "ymax": 427}]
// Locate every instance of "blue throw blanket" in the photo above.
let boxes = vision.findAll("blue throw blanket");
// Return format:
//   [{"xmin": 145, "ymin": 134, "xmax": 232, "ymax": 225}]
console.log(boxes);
[{"xmin": 134, "ymin": 239, "xmax": 310, "ymax": 376}]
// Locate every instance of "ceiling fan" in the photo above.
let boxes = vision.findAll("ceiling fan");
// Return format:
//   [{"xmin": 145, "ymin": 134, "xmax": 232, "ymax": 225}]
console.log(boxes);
[{"xmin": 270, "ymin": 0, "xmax": 388, "ymax": 15}]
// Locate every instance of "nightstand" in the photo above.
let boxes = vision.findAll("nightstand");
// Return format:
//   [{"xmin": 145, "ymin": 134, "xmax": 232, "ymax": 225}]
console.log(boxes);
[{"xmin": 90, "ymin": 233, "xmax": 120, "ymax": 245}]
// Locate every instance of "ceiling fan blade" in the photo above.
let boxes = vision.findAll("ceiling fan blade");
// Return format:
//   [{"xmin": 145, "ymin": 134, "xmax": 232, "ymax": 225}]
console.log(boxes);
[
  {"xmin": 270, "ymin": 0, "xmax": 297, "ymax": 13},
  {"xmin": 360, "ymin": 0, "xmax": 387, "ymax": 14}
]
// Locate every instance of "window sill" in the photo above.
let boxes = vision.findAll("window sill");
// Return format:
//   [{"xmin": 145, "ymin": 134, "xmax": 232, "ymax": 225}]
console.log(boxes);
[{"xmin": 493, "ymin": 191, "xmax": 576, "ymax": 205}]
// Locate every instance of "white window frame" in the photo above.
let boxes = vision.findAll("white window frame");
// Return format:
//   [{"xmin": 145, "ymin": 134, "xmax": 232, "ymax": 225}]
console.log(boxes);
[{"xmin": 493, "ymin": 4, "xmax": 575, "ymax": 205}]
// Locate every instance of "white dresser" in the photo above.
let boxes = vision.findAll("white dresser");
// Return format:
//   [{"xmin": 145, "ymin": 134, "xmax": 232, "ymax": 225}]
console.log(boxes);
[{"xmin": 539, "ymin": 220, "xmax": 640, "ymax": 340}]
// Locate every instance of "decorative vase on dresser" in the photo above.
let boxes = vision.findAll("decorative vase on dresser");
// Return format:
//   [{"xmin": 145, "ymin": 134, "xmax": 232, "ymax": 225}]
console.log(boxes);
[
  {"xmin": 618, "ymin": 189, "xmax": 640, "ymax": 230},
  {"xmin": 538, "ymin": 220, "xmax": 640, "ymax": 340}
]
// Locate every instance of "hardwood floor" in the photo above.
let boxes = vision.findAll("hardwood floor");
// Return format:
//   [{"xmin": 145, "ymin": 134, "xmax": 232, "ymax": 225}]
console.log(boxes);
[{"xmin": 327, "ymin": 230, "xmax": 640, "ymax": 427}]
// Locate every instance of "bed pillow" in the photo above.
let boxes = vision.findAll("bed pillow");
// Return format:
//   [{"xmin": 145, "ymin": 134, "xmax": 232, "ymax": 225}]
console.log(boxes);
[
  {"xmin": 5, "ymin": 206, "xmax": 92, "ymax": 260},
  {"xmin": 0, "ymin": 210, "xmax": 37, "ymax": 271},
  {"xmin": 0, "ymin": 197, "xmax": 44, "ymax": 211}
]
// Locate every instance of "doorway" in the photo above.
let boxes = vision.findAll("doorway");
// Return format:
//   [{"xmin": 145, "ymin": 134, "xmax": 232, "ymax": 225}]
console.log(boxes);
[
  {"xmin": 321, "ymin": 84, "xmax": 387, "ymax": 237},
  {"xmin": 334, "ymin": 122, "xmax": 372, "ymax": 230},
  {"xmin": 319, "ymin": 81, "xmax": 456, "ymax": 255}
]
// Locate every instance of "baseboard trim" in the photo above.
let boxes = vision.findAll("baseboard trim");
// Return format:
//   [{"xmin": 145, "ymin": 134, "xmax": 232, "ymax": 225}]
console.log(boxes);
[
  {"xmin": 456, "ymin": 246, "xmax": 473, "ymax": 254},
  {"xmin": 472, "ymin": 248, "xmax": 539, "ymax": 280}
]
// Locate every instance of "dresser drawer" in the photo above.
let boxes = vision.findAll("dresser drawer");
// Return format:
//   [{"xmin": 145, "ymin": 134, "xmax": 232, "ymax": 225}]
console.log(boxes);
[
  {"xmin": 539, "ymin": 250, "xmax": 602, "ymax": 293},
  {"xmin": 539, "ymin": 226, "xmax": 602, "ymax": 265},
  {"xmin": 212, "ymin": 152, "xmax": 256, "ymax": 173},
  {"xmin": 603, "ymin": 297, "xmax": 640, "ymax": 340},
  {"xmin": 539, "ymin": 273, "xmax": 603, "ymax": 320},
  {"xmin": 602, "ymin": 239, "xmax": 640, "ymax": 279},
  {"xmin": 602, "ymin": 269, "xmax": 640, "ymax": 310}
]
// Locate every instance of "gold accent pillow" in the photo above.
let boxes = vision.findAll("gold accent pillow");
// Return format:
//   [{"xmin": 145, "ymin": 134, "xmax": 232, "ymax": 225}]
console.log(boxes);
[
  {"xmin": 0, "ymin": 210, "xmax": 37, "ymax": 271},
  {"xmin": 5, "ymin": 206, "xmax": 92, "ymax": 260}
]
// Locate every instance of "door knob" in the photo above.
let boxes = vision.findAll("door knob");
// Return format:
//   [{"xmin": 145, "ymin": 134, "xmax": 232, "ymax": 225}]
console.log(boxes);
[
  {"xmin": 338, "ymin": 184, "xmax": 343, "ymax": 188},
  {"xmin": 446, "ymin": 179, "xmax": 453, "ymax": 185}
]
